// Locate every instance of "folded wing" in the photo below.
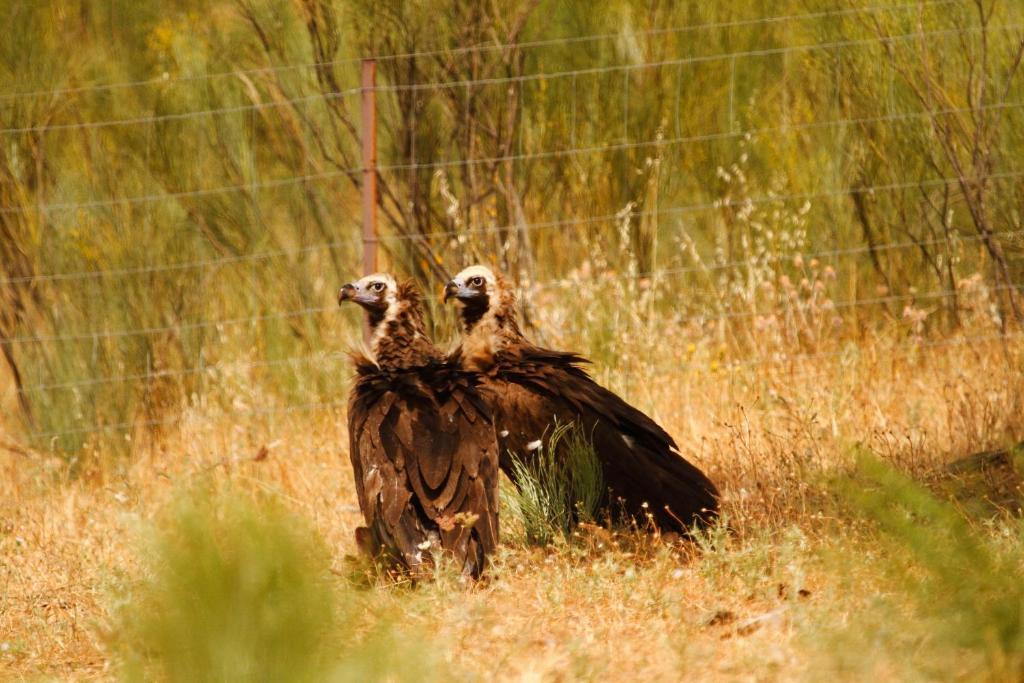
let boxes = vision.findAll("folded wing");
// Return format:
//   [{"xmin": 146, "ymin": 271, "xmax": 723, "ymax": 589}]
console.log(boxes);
[
  {"xmin": 348, "ymin": 357, "xmax": 499, "ymax": 577},
  {"xmin": 485, "ymin": 346, "xmax": 719, "ymax": 532}
]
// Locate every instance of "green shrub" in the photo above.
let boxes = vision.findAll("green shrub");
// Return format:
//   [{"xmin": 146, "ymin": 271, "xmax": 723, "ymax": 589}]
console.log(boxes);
[
  {"xmin": 112, "ymin": 489, "xmax": 455, "ymax": 682},
  {"xmin": 836, "ymin": 453, "xmax": 1024, "ymax": 679},
  {"xmin": 504, "ymin": 421, "xmax": 604, "ymax": 546}
]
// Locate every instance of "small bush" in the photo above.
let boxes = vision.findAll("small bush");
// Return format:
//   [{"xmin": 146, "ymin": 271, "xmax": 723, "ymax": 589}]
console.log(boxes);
[
  {"xmin": 504, "ymin": 421, "xmax": 604, "ymax": 546},
  {"xmin": 112, "ymin": 491, "xmax": 337, "ymax": 682},
  {"xmin": 836, "ymin": 453, "xmax": 1024, "ymax": 679},
  {"xmin": 111, "ymin": 489, "xmax": 454, "ymax": 682}
]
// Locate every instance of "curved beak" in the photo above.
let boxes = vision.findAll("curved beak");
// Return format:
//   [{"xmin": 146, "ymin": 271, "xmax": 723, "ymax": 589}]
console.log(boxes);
[
  {"xmin": 338, "ymin": 283, "xmax": 357, "ymax": 306},
  {"xmin": 443, "ymin": 280, "xmax": 460, "ymax": 304}
]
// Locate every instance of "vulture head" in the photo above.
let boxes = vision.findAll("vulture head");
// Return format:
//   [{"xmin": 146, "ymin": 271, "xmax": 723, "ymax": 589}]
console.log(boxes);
[
  {"xmin": 444, "ymin": 265, "xmax": 498, "ymax": 316},
  {"xmin": 339, "ymin": 273, "xmax": 438, "ymax": 367},
  {"xmin": 445, "ymin": 265, "xmax": 522, "ymax": 368},
  {"xmin": 339, "ymin": 272, "xmax": 399, "ymax": 317}
]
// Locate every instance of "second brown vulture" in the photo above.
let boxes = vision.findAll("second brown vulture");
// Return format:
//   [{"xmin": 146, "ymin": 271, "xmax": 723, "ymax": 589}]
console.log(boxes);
[
  {"xmin": 339, "ymin": 273, "xmax": 499, "ymax": 578},
  {"xmin": 444, "ymin": 265, "xmax": 719, "ymax": 532}
]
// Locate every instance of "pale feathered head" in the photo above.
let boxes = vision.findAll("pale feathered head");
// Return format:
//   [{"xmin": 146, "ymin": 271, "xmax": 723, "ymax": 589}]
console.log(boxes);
[
  {"xmin": 443, "ymin": 265, "xmax": 498, "ymax": 309},
  {"xmin": 338, "ymin": 272, "xmax": 399, "ymax": 313}
]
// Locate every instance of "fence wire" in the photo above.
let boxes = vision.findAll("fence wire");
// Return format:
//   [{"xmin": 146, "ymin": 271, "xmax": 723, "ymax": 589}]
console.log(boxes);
[
  {"xmin": 2, "ymin": 10, "xmax": 1022, "ymax": 446},
  {"xmin": 2, "ymin": 98, "xmax": 1022, "ymax": 225},
  {"xmin": 21, "ymin": 329, "xmax": 1024, "ymax": 443},
  {"xmin": 0, "ymin": 0, "xmax": 958, "ymax": 103}
]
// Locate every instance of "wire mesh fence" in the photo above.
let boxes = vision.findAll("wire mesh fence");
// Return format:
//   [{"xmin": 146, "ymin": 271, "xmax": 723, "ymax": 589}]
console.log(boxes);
[{"xmin": 1, "ymin": 1, "xmax": 1022, "ymax": 451}]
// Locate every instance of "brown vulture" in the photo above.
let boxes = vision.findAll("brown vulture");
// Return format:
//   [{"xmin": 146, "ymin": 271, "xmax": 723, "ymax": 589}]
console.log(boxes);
[
  {"xmin": 443, "ymin": 265, "xmax": 719, "ymax": 532},
  {"xmin": 339, "ymin": 273, "xmax": 499, "ymax": 577}
]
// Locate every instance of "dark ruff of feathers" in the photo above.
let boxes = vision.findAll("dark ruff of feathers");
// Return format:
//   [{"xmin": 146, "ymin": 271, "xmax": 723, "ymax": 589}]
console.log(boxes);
[
  {"xmin": 347, "ymin": 280, "xmax": 499, "ymax": 578},
  {"xmin": 453, "ymin": 273, "xmax": 719, "ymax": 533}
]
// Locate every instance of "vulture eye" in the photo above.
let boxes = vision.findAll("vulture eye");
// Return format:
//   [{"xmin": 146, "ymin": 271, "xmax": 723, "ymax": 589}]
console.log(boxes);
[
  {"xmin": 370, "ymin": 281, "xmax": 386, "ymax": 292},
  {"xmin": 470, "ymin": 276, "xmax": 484, "ymax": 287}
]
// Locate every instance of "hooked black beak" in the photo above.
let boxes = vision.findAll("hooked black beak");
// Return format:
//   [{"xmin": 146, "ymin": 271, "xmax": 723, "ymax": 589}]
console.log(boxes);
[
  {"xmin": 443, "ymin": 281, "xmax": 459, "ymax": 303},
  {"xmin": 338, "ymin": 283, "xmax": 357, "ymax": 306}
]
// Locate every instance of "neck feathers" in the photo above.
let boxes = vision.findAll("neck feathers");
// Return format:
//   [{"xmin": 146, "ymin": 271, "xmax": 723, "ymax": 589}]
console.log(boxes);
[
  {"xmin": 460, "ymin": 274, "xmax": 523, "ymax": 370},
  {"xmin": 371, "ymin": 280, "xmax": 440, "ymax": 369}
]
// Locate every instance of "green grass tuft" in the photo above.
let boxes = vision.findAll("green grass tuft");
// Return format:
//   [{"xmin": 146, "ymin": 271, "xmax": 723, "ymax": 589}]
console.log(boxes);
[{"xmin": 504, "ymin": 421, "xmax": 604, "ymax": 546}]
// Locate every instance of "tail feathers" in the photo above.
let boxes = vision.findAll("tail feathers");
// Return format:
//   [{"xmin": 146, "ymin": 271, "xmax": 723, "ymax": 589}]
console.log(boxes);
[
  {"xmin": 589, "ymin": 420, "xmax": 719, "ymax": 533},
  {"xmin": 459, "ymin": 532, "xmax": 486, "ymax": 580},
  {"xmin": 370, "ymin": 498, "xmax": 494, "ymax": 578},
  {"xmin": 590, "ymin": 389, "xmax": 719, "ymax": 531},
  {"xmin": 604, "ymin": 453, "xmax": 718, "ymax": 532},
  {"xmin": 369, "ymin": 499, "xmax": 435, "ymax": 577}
]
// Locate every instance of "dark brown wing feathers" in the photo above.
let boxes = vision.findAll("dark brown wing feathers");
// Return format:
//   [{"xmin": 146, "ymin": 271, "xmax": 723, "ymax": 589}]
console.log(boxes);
[
  {"xmin": 348, "ymin": 358, "xmax": 499, "ymax": 577},
  {"xmin": 483, "ymin": 345, "xmax": 719, "ymax": 532}
]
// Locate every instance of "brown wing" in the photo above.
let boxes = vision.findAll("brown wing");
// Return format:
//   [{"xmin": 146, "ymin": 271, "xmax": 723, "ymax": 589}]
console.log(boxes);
[
  {"xmin": 348, "ymin": 369, "xmax": 431, "ymax": 571},
  {"xmin": 347, "ymin": 360, "xmax": 499, "ymax": 577},
  {"xmin": 485, "ymin": 346, "xmax": 719, "ymax": 532},
  {"xmin": 401, "ymin": 366, "xmax": 499, "ymax": 577}
]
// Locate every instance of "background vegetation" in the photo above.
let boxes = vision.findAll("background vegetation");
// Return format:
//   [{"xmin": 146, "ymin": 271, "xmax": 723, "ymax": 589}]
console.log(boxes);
[
  {"xmin": 1, "ymin": 0, "xmax": 1022, "ymax": 453},
  {"xmin": 2, "ymin": 1, "xmax": 1024, "ymax": 680}
]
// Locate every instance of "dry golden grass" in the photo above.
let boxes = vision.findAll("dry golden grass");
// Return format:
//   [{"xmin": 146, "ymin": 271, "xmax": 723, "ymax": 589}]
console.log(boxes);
[{"xmin": 2, "ymin": 330, "xmax": 1023, "ymax": 681}]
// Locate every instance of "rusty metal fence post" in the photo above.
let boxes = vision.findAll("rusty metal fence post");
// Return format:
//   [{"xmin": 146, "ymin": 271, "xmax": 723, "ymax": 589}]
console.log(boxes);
[
  {"xmin": 360, "ymin": 59, "xmax": 378, "ymax": 345},
  {"xmin": 361, "ymin": 59, "xmax": 378, "ymax": 277}
]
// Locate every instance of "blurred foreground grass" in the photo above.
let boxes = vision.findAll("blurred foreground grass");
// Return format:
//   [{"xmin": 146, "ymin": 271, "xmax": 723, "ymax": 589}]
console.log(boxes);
[
  {"xmin": 112, "ymin": 489, "xmax": 453, "ymax": 683},
  {"xmin": 827, "ymin": 454, "xmax": 1024, "ymax": 681}
]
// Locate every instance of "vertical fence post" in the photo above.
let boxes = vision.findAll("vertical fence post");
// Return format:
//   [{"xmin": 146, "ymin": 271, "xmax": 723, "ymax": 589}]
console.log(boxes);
[
  {"xmin": 360, "ymin": 59, "xmax": 378, "ymax": 346},
  {"xmin": 361, "ymin": 59, "xmax": 378, "ymax": 277},
  {"xmin": 728, "ymin": 55, "xmax": 736, "ymax": 132}
]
